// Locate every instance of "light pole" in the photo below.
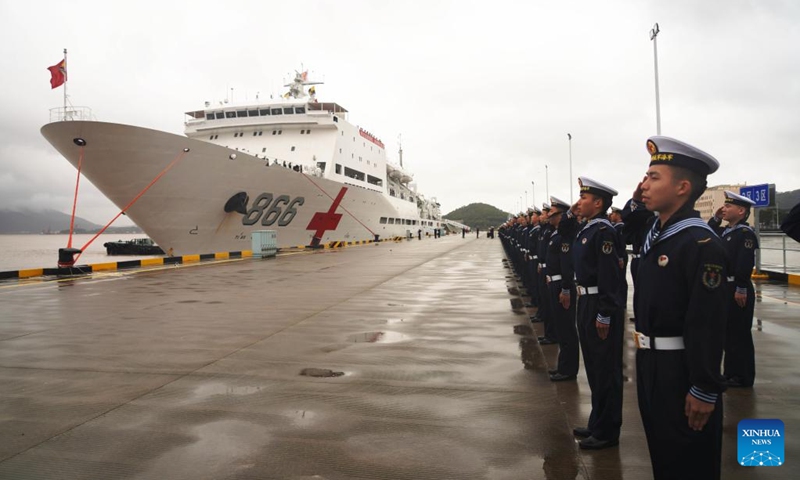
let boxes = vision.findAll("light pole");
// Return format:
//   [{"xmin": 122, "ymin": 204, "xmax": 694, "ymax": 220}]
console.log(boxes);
[
  {"xmin": 531, "ymin": 181, "xmax": 535, "ymax": 208},
  {"xmin": 650, "ymin": 23, "xmax": 661, "ymax": 135},
  {"xmin": 568, "ymin": 133, "xmax": 573, "ymax": 202},
  {"xmin": 545, "ymin": 165, "xmax": 550, "ymax": 202},
  {"xmin": 525, "ymin": 190, "xmax": 528, "ymax": 211}
]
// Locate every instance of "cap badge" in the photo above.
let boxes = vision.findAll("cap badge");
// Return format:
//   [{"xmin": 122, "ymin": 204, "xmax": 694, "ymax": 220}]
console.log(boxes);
[
  {"xmin": 658, "ymin": 255, "xmax": 669, "ymax": 267},
  {"xmin": 581, "ymin": 237, "xmax": 588, "ymax": 244},
  {"xmin": 646, "ymin": 140, "xmax": 658, "ymax": 155}
]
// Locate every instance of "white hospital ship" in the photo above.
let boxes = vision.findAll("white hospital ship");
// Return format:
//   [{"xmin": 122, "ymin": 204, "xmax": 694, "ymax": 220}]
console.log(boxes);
[{"xmin": 41, "ymin": 71, "xmax": 444, "ymax": 254}]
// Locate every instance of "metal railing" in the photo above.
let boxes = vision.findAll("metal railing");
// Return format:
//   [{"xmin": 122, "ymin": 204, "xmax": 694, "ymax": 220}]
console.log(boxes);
[
  {"xmin": 757, "ymin": 232, "xmax": 800, "ymax": 274},
  {"xmin": 49, "ymin": 106, "xmax": 94, "ymax": 123}
]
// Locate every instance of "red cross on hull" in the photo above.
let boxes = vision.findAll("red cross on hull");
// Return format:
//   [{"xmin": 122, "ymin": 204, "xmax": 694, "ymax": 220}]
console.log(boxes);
[{"xmin": 306, "ymin": 187, "xmax": 348, "ymax": 246}]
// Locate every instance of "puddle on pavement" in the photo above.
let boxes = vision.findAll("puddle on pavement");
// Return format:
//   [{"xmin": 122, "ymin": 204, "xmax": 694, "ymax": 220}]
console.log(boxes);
[
  {"xmin": 300, "ymin": 368, "xmax": 345, "ymax": 378},
  {"xmin": 193, "ymin": 383, "xmax": 263, "ymax": 399},
  {"xmin": 514, "ymin": 324, "xmax": 534, "ymax": 335},
  {"xmin": 387, "ymin": 303, "xmax": 405, "ymax": 307},
  {"xmin": 346, "ymin": 331, "xmax": 409, "ymax": 343},
  {"xmin": 519, "ymin": 337, "xmax": 540, "ymax": 370}
]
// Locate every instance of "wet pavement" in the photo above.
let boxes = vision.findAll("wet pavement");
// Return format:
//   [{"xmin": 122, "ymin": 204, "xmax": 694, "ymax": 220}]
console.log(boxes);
[{"xmin": 0, "ymin": 236, "xmax": 798, "ymax": 479}]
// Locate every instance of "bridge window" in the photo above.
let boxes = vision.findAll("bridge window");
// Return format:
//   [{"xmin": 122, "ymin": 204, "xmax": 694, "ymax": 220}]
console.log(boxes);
[
  {"xmin": 295, "ymin": 107, "xmax": 305, "ymax": 114},
  {"xmin": 225, "ymin": 112, "xmax": 236, "ymax": 118},
  {"xmin": 380, "ymin": 217, "xmax": 388, "ymax": 224},
  {"xmin": 367, "ymin": 175, "xmax": 383, "ymax": 187},
  {"xmin": 335, "ymin": 164, "xmax": 342, "ymax": 174},
  {"xmin": 248, "ymin": 110, "xmax": 259, "ymax": 117},
  {"xmin": 206, "ymin": 113, "xmax": 214, "ymax": 121},
  {"xmin": 259, "ymin": 109, "xmax": 270, "ymax": 116},
  {"xmin": 236, "ymin": 110, "xmax": 247, "ymax": 118},
  {"xmin": 215, "ymin": 112, "xmax": 225, "ymax": 119},
  {"xmin": 344, "ymin": 167, "xmax": 365, "ymax": 181},
  {"xmin": 271, "ymin": 108, "xmax": 282, "ymax": 115},
  {"xmin": 283, "ymin": 107, "xmax": 294, "ymax": 114}
]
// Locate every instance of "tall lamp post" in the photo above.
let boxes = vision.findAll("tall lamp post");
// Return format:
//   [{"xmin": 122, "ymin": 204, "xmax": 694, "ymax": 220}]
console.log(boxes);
[
  {"xmin": 567, "ymin": 133, "xmax": 573, "ymax": 202},
  {"xmin": 650, "ymin": 23, "xmax": 662, "ymax": 135},
  {"xmin": 525, "ymin": 190, "xmax": 528, "ymax": 211},
  {"xmin": 531, "ymin": 181, "xmax": 535, "ymax": 209},
  {"xmin": 545, "ymin": 165, "xmax": 550, "ymax": 202}
]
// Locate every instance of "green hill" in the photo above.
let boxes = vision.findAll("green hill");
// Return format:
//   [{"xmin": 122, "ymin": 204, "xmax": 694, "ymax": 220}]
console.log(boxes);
[{"xmin": 444, "ymin": 203, "xmax": 509, "ymax": 230}]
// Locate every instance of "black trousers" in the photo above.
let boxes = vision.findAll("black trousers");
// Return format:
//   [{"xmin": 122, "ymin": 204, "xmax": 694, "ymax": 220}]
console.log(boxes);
[
  {"xmin": 724, "ymin": 283, "xmax": 756, "ymax": 386},
  {"xmin": 637, "ymin": 349, "xmax": 723, "ymax": 480},
  {"xmin": 550, "ymin": 282, "xmax": 578, "ymax": 376},
  {"xmin": 527, "ymin": 259, "xmax": 538, "ymax": 307},
  {"xmin": 576, "ymin": 295, "xmax": 623, "ymax": 440},
  {"xmin": 538, "ymin": 268, "xmax": 556, "ymax": 340}
]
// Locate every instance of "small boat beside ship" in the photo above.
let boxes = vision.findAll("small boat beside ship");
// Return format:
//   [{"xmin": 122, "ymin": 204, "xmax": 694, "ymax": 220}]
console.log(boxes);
[{"xmin": 103, "ymin": 238, "xmax": 164, "ymax": 256}]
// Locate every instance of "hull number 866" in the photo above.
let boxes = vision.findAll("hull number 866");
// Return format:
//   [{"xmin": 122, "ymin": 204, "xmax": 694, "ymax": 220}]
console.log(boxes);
[{"xmin": 241, "ymin": 193, "xmax": 305, "ymax": 227}]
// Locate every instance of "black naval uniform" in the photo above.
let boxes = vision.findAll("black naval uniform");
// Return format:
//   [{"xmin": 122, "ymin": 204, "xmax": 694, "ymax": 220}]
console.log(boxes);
[
  {"xmin": 537, "ymin": 222, "xmax": 557, "ymax": 341},
  {"xmin": 780, "ymin": 201, "xmax": 800, "ymax": 242},
  {"xmin": 527, "ymin": 223, "xmax": 541, "ymax": 309},
  {"xmin": 629, "ymin": 202, "xmax": 728, "ymax": 480},
  {"xmin": 709, "ymin": 217, "xmax": 759, "ymax": 387},
  {"xmin": 613, "ymin": 220, "xmax": 629, "ymax": 319},
  {"xmin": 621, "ymin": 199, "xmax": 647, "ymax": 325},
  {"xmin": 570, "ymin": 213, "xmax": 624, "ymax": 441},
  {"xmin": 549, "ymin": 226, "xmax": 579, "ymax": 376}
]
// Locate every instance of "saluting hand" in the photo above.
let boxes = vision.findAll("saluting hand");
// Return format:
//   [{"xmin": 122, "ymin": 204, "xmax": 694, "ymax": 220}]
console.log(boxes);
[
  {"xmin": 633, "ymin": 176, "xmax": 647, "ymax": 202},
  {"xmin": 595, "ymin": 320, "xmax": 609, "ymax": 340},
  {"xmin": 734, "ymin": 291, "xmax": 747, "ymax": 308},
  {"xmin": 714, "ymin": 207, "xmax": 724, "ymax": 220},
  {"xmin": 685, "ymin": 393, "xmax": 715, "ymax": 431}
]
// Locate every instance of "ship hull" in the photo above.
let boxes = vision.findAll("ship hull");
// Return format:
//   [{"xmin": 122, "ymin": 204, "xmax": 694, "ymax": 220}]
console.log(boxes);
[{"xmin": 41, "ymin": 121, "xmax": 437, "ymax": 254}]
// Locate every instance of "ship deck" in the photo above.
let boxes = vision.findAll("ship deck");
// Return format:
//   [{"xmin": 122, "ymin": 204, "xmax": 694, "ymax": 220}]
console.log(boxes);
[{"xmin": 1, "ymin": 236, "xmax": 797, "ymax": 479}]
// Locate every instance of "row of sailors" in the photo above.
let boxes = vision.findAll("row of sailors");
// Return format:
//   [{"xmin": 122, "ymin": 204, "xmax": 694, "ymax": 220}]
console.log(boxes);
[{"xmin": 498, "ymin": 136, "xmax": 758, "ymax": 480}]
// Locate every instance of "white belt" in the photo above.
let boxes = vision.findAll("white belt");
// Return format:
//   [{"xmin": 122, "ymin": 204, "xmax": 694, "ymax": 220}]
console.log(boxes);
[
  {"xmin": 576, "ymin": 285, "xmax": 598, "ymax": 296},
  {"xmin": 540, "ymin": 263, "xmax": 546, "ymax": 267},
  {"xmin": 531, "ymin": 255, "xmax": 538, "ymax": 259},
  {"xmin": 727, "ymin": 276, "xmax": 735, "ymax": 282},
  {"xmin": 631, "ymin": 254, "xmax": 641, "ymax": 259},
  {"xmin": 547, "ymin": 274, "xmax": 562, "ymax": 282},
  {"xmin": 633, "ymin": 331, "xmax": 685, "ymax": 350}
]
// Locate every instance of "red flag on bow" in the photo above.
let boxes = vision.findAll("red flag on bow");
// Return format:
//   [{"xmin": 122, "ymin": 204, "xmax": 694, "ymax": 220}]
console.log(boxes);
[{"xmin": 48, "ymin": 59, "xmax": 67, "ymax": 89}]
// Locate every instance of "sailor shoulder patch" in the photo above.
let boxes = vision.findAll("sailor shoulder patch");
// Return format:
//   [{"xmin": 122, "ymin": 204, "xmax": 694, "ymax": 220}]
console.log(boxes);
[
  {"xmin": 561, "ymin": 243, "xmax": 570, "ymax": 253},
  {"xmin": 744, "ymin": 238, "xmax": 754, "ymax": 249},
  {"xmin": 702, "ymin": 263, "xmax": 723, "ymax": 290},
  {"xmin": 602, "ymin": 240, "xmax": 614, "ymax": 255}
]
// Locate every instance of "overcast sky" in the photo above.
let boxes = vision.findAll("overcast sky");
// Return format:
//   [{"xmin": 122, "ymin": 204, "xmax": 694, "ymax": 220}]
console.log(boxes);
[{"xmin": 1, "ymin": 0, "xmax": 798, "ymax": 225}]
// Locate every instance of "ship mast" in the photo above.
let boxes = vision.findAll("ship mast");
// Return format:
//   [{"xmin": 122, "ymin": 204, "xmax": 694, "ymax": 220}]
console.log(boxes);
[{"xmin": 398, "ymin": 134, "xmax": 403, "ymax": 168}]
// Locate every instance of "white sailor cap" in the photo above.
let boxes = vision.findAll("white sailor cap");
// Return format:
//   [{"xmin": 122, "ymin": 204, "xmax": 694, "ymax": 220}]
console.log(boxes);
[
  {"xmin": 578, "ymin": 176, "xmax": 618, "ymax": 200},
  {"xmin": 724, "ymin": 190, "xmax": 756, "ymax": 208},
  {"xmin": 532, "ymin": 206, "xmax": 542, "ymax": 215},
  {"xmin": 610, "ymin": 206, "xmax": 622, "ymax": 213},
  {"xmin": 646, "ymin": 136, "xmax": 719, "ymax": 175},
  {"xmin": 541, "ymin": 202, "xmax": 552, "ymax": 211},
  {"xmin": 549, "ymin": 196, "xmax": 570, "ymax": 211}
]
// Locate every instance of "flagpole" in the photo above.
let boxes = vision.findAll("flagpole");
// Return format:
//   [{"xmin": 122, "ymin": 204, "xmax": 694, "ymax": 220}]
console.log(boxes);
[{"xmin": 63, "ymin": 48, "xmax": 68, "ymax": 115}]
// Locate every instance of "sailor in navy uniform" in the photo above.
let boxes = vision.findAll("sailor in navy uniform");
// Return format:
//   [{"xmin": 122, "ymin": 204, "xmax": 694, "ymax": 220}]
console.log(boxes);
[
  {"xmin": 708, "ymin": 191, "xmax": 759, "ymax": 388},
  {"xmin": 526, "ymin": 208, "xmax": 542, "ymax": 313},
  {"xmin": 625, "ymin": 136, "xmax": 728, "ymax": 479},
  {"xmin": 537, "ymin": 203, "xmax": 558, "ymax": 344},
  {"xmin": 609, "ymin": 206, "xmax": 629, "ymax": 321},
  {"xmin": 564, "ymin": 177, "xmax": 625, "ymax": 449},
  {"xmin": 546, "ymin": 196, "xmax": 579, "ymax": 380}
]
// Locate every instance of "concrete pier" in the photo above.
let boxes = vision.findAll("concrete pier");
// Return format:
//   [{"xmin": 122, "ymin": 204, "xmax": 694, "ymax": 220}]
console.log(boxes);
[{"xmin": 1, "ymin": 236, "xmax": 797, "ymax": 479}]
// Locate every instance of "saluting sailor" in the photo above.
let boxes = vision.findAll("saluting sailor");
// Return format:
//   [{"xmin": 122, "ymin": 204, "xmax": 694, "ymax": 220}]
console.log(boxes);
[
  {"xmin": 566, "ymin": 177, "xmax": 625, "ymax": 449},
  {"xmin": 546, "ymin": 196, "xmax": 580, "ymax": 380},
  {"xmin": 526, "ymin": 208, "xmax": 543, "ymax": 313},
  {"xmin": 709, "ymin": 191, "xmax": 759, "ymax": 388},
  {"xmin": 537, "ymin": 203, "xmax": 558, "ymax": 344},
  {"xmin": 625, "ymin": 136, "xmax": 728, "ymax": 480}
]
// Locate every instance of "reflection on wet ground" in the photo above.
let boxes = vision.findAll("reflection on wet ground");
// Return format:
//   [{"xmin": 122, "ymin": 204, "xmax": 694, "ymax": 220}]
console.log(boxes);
[{"xmin": 0, "ymin": 236, "xmax": 797, "ymax": 479}]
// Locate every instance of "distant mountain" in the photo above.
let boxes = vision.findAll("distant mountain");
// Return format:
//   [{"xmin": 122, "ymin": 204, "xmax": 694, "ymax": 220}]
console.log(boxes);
[
  {"xmin": 0, "ymin": 208, "xmax": 139, "ymax": 234},
  {"xmin": 444, "ymin": 203, "xmax": 509, "ymax": 230}
]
